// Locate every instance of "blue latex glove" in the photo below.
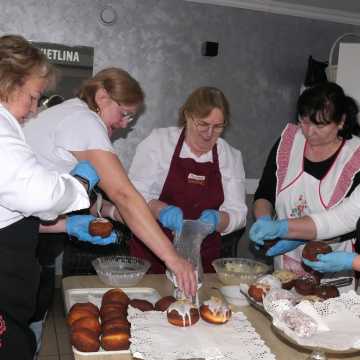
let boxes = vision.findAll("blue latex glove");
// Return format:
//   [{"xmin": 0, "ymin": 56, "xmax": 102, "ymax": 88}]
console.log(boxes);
[
  {"xmin": 249, "ymin": 219, "xmax": 288, "ymax": 246},
  {"xmin": 302, "ymin": 251, "xmax": 357, "ymax": 273},
  {"xmin": 70, "ymin": 160, "xmax": 100, "ymax": 193},
  {"xmin": 66, "ymin": 215, "xmax": 117, "ymax": 245},
  {"xmin": 159, "ymin": 205, "xmax": 183, "ymax": 235},
  {"xmin": 266, "ymin": 239, "xmax": 305, "ymax": 257},
  {"xmin": 254, "ymin": 216, "xmax": 272, "ymax": 250},
  {"xmin": 199, "ymin": 209, "xmax": 220, "ymax": 233}
]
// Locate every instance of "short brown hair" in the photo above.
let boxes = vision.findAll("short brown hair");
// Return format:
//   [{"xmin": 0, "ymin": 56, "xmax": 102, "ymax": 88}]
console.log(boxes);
[
  {"xmin": 0, "ymin": 34, "xmax": 55, "ymax": 101},
  {"xmin": 78, "ymin": 67, "xmax": 144, "ymax": 112},
  {"xmin": 178, "ymin": 86, "xmax": 230, "ymax": 127}
]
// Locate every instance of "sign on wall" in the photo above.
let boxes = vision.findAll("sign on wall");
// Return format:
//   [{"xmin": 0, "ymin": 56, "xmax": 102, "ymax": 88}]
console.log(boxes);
[{"xmin": 32, "ymin": 42, "xmax": 94, "ymax": 100}]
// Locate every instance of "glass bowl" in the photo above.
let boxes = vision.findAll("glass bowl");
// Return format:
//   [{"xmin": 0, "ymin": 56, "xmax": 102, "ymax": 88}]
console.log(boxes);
[
  {"xmin": 92, "ymin": 256, "xmax": 151, "ymax": 287},
  {"xmin": 212, "ymin": 257, "xmax": 270, "ymax": 285}
]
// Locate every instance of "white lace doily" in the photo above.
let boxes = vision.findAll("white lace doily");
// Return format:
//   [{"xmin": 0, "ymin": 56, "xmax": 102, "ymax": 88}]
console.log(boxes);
[
  {"xmin": 265, "ymin": 290, "xmax": 360, "ymax": 351},
  {"xmin": 128, "ymin": 306, "xmax": 276, "ymax": 360}
]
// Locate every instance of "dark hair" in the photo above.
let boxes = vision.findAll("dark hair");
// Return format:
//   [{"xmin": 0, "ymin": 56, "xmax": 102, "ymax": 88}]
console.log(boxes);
[
  {"xmin": 178, "ymin": 86, "xmax": 230, "ymax": 127},
  {"xmin": 0, "ymin": 34, "xmax": 55, "ymax": 101},
  {"xmin": 297, "ymin": 82, "xmax": 360, "ymax": 139},
  {"xmin": 78, "ymin": 67, "xmax": 144, "ymax": 112}
]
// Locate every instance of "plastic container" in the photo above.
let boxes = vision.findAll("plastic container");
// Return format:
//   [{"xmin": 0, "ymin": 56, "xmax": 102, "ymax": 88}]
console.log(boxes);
[
  {"xmin": 212, "ymin": 257, "xmax": 270, "ymax": 285},
  {"xmin": 92, "ymin": 255, "xmax": 150, "ymax": 286}
]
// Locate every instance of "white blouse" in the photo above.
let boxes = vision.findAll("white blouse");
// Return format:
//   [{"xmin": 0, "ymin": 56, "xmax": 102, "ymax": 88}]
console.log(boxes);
[
  {"xmin": 0, "ymin": 105, "xmax": 89, "ymax": 228},
  {"xmin": 311, "ymin": 186, "xmax": 360, "ymax": 239},
  {"xmin": 128, "ymin": 127, "xmax": 247, "ymax": 234}
]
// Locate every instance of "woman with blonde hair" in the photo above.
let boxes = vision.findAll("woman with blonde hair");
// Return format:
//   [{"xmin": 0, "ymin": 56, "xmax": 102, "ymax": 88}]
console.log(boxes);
[{"xmin": 0, "ymin": 34, "xmax": 100, "ymax": 359}]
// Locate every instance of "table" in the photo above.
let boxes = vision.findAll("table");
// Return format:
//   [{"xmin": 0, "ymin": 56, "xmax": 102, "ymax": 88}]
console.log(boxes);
[{"xmin": 62, "ymin": 274, "xmax": 360, "ymax": 360}]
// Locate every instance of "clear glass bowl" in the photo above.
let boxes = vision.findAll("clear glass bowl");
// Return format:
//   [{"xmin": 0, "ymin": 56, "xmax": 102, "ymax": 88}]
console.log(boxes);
[
  {"xmin": 92, "ymin": 256, "xmax": 151, "ymax": 287},
  {"xmin": 212, "ymin": 257, "xmax": 270, "ymax": 285}
]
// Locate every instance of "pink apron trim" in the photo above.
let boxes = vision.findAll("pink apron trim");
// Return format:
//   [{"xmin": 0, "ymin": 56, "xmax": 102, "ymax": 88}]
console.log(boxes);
[{"xmin": 276, "ymin": 123, "xmax": 302, "ymax": 195}]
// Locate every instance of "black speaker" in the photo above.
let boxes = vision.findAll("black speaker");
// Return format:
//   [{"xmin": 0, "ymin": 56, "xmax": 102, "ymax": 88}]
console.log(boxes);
[{"xmin": 201, "ymin": 41, "xmax": 219, "ymax": 57}]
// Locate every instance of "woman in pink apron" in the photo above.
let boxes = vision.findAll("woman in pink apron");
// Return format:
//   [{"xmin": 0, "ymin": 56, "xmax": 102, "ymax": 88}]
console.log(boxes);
[
  {"xmin": 129, "ymin": 87, "xmax": 247, "ymax": 273},
  {"xmin": 250, "ymin": 82, "xmax": 360, "ymax": 279}
]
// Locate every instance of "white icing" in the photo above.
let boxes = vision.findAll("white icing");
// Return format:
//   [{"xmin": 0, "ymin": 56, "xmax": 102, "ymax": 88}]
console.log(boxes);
[
  {"xmin": 203, "ymin": 296, "xmax": 230, "ymax": 320},
  {"xmin": 168, "ymin": 300, "xmax": 197, "ymax": 326},
  {"xmin": 93, "ymin": 217, "xmax": 110, "ymax": 223}
]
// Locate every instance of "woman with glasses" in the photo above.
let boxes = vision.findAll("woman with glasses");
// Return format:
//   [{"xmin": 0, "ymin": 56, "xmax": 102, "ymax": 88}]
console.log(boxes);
[
  {"xmin": 23, "ymin": 68, "xmax": 197, "ymax": 292},
  {"xmin": 128, "ymin": 86, "xmax": 247, "ymax": 273},
  {"xmin": 249, "ymin": 82, "xmax": 360, "ymax": 279}
]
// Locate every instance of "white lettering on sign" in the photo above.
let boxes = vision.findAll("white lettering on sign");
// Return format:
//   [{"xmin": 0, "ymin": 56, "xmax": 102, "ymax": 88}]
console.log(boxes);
[{"xmin": 40, "ymin": 48, "xmax": 80, "ymax": 63}]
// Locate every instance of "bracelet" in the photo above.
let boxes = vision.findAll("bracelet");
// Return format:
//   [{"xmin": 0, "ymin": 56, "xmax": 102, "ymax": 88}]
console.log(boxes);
[{"xmin": 108, "ymin": 205, "xmax": 117, "ymax": 221}]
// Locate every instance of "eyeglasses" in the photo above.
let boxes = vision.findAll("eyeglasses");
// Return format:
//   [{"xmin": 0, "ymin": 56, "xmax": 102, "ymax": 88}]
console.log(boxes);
[
  {"xmin": 120, "ymin": 110, "xmax": 136, "ymax": 123},
  {"xmin": 193, "ymin": 118, "xmax": 226, "ymax": 133}
]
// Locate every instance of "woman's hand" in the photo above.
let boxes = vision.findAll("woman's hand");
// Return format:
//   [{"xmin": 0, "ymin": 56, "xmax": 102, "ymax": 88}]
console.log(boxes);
[
  {"xmin": 159, "ymin": 205, "xmax": 183, "ymax": 235},
  {"xmin": 249, "ymin": 219, "xmax": 289, "ymax": 245},
  {"xmin": 199, "ymin": 209, "xmax": 220, "ymax": 233},
  {"xmin": 165, "ymin": 254, "xmax": 197, "ymax": 297},
  {"xmin": 266, "ymin": 239, "xmax": 305, "ymax": 256},
  {"xmin": 302, "ymin": 251, "xmax": 357, "ymax": 272},
  {"xmin": 66, "ymin": 214, "xmax": 117, "ymax": 245}
]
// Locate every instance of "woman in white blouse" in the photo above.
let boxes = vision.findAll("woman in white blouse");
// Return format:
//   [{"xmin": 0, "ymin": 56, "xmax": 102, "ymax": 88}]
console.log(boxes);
[
  {"xmin": 0, "ymin": 34, "xmax": 100, "ymax": 359},
  {"xmin": 129, "ymin": 87, "xmax": 247, "ymax": 273},
  {"xmin": 24, "ymin": 68, "xmax": 196, "ymax": 295}
]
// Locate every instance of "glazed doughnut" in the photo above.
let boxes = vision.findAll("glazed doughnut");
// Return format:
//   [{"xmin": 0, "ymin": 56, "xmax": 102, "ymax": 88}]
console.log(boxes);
[
  {"xmin": 129, "ymin": 299, "xmax": 154, "ymax": 311},
  {"xmin": 294, "ymin": 274, "xmax": 319, "ymax": 296},
  {"xmin": 199, "ymin": 297, "xmax": 232, "ymax": 324},
  {"xmin": 102, "ymin": 288, "xmax": 130, "ymax": 307},
  {"xmin": 101, "ymin": 309, "xmax": 127, "ymax": 324},
  {"xmin": 71, "ymin": 328, "xmax": 100, "ymax": 352},
  {"xmin": 67, "ymin": 308, "xmax": 99, "ymax": 327},
  {"xmin": 167, "ymin": 300, "xmax": 200, "ymax": 327},
  {"xmin": 101, "ymin": 327, "xmax": 130, "ymax": 351},
  {"xmin": 89, "ymin": 218, "xmax": 113, "ymax": 238},
  {"xmin": 154, "ymin": 296, "xmax": 176, "ymax": 312},
  {"xmin": 69, "ymin": 302, "xmax": 99, "ymax": 318},
  {"xmin": 101, "ymin": 317, "xmax": 130, "ymax": 333},
  {"xmin": 71, "ymin": 316, "xmax": 101, "ymax": 337}
]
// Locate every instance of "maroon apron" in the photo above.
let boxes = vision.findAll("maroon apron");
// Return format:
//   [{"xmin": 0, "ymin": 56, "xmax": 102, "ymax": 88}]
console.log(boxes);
[{"xmin": 130, "ymin": 129, "xmax": 224, "ymax": 273}]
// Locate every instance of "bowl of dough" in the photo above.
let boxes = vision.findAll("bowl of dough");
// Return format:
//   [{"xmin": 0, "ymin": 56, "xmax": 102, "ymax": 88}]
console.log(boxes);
[
  {"xmin": 212, "ymin": 257, "xmax": 271, "ymax": 285},
  {"xmin": 92, "ymin": 255, "xmax": 151, "ymax": 286}
]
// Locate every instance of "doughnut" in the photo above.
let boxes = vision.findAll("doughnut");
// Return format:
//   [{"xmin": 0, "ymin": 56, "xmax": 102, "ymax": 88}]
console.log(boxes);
[
  {"xmin": 314, "ymin": 285, "xmax": 339, "ymax": 300},
  {"xmin": 101, "ymin": 309, "xmax": 127, "ymax": 324},
  {"xmin": 102, "ymin": 288, "xmax": 130, "ymax": 307},
  {"xmin": 71, "ymin": 316, "xmax": 101, "ymax": 337},
  {"xmin": 154, "ymin": 296, "xmax": 176, "ymax": 312},
  {"xmin": 67, "ymin": 308, "xmax": 99, "ymax": 327},
  {"xmin": 273, "ymin": 270, "xmax": 298, "ymax": 290},
  {"xmin": 199, "ymin": 297, "xmax": 232, "ymax": 324},
  {"xmin": 129, "ymin": 299, "xmax": 154, "ymax": 311},
  {"xmin": 71, "ymin": 328, "xmax": 100, "ymax": 352},
  {"xmin": 257, "ymin": 274, "xmax": 282, "ymax": 289},
  {"xmin": 100, "ymin": 303, "xmax": 127, "ymax": 320},
  {"xmin": 294, "ymin": 274, "xmax": 319, "ymax": 296},
  {"xmin": 69, "ymin": 302, "xmax": 99, "ymax": 317},
  {"xmin": 101, "ymin": 317, "xmax": 130, "ymax": 333},
  {"xmin": 167, "ymin": 300, "xmax": 200, "ymax": 327},
  {"xmin": 248, "ymin": 283, "xmax": 269, "ymax": 302},
  {"xmin": 302, "ymin": 241, "xmax": 332, "ymax": 262},
  {"xmin": 89, "ymin": 217, "xmax": 113, "ymax": 238},
  {"xmin": 101, "ymin": 327, "xmax": 130, "ymax": 351}
]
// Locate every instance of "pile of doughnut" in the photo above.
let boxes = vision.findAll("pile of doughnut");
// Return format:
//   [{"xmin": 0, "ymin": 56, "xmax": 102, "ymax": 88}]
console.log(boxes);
[
  {"xmin": 67, "ymin": 288, "xmax": 232, "ymax": 353},
  {"xmin": 248, "ymin": 241, "xmax": 340, "ymax": 303}
]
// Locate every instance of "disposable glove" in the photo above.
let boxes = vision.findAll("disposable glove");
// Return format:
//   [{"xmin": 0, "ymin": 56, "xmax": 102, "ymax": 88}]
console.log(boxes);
[
  {"xmin": 266, "ymin": 239, "xmax": 305, "ymax": 257},
  {"xmin": 199, "ymin": 209, "xmax": 220, "ymax": 233},
  {"xmin": 253, "ymin": 215, "xmax": 272, "ymax": 250},
  {"xmin": 70, "ymin": 160, "xmax": 100, "ymax": 193},
  {"xmin": 66, "ymin": 215, "xmax": 117, "ymax": 245},
  {"xmin": 249, "ymin": 219, "xmax": 288, "ymax": 246},
  {"xmin": 302, "ymin": 251, "xmax": 357, "ymax": 273},
  {"xmin": 159, "ymin": 205, "xmax": 183, "ymax": 235}
]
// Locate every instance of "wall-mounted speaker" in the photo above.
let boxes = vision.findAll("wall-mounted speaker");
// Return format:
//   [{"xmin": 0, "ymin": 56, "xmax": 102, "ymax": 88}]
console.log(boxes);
[{"xmin": 201, "ymin": 41, "xmax": 219, "ymax": 57}]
